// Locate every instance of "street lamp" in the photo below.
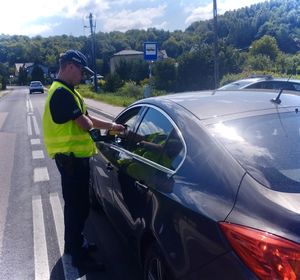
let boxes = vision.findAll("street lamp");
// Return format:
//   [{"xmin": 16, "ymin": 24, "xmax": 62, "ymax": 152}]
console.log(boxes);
[{"xmin": 213, "ymin": 0, "xmax": 219, "ymax": 89}]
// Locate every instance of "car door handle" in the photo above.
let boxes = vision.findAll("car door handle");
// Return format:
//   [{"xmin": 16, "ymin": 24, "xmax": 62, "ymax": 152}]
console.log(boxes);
[
  {"xmin": 106, "ymin": 163, "xmax": 113, "ymax": 171},
  {"xmin": 135, "ymin": 181, "xmax": 149, "ymax": 191}
]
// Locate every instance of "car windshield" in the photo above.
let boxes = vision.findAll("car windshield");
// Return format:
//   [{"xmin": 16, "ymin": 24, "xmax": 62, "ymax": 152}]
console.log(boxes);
[
  {"xmin": 209, "ymin": 110, "xmax": 300, "ymax": 192},
  {"xmin": 30, "ymin": 82, "xmax": 42, "ymax": 86}
]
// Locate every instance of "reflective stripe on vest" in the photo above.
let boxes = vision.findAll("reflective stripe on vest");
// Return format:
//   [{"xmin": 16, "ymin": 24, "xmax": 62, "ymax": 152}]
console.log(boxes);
[{"xmin": 42, "ymin": 81, "xmax": 96, "ymax": 158}]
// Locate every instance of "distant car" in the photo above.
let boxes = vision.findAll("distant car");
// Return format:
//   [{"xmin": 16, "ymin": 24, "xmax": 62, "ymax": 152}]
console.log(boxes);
[
  {"xmin": 29, "ymin": 81, "xmax": 44, "ymax": 94},
  {"xmin": 218, "ymin": 76, "xmax": 300, "ymax": 92},
  {"xmin": 85, "ymin": 74, "xmax": 104, "ymax": 85},
  {"xmin": 90, "ymin": 89, "xmax": 300, "ymax": 279}
]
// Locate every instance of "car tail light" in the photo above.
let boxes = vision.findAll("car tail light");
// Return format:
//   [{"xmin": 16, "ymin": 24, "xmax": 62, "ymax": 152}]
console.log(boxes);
[{"xmin": 219, "ymin": 222, "xmax": 300, "ymax": 280}]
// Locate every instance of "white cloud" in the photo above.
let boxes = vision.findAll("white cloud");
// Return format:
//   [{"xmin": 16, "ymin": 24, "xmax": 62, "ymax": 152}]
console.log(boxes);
[
  {"xmin": 0, "ymin": 0, "xmax": 269, "ymax": 36},
  {"xmin": 0, "ymin": 0, "xmax": 111, "ymax": 35},
  {"xmin": 100, "ymin": 5, "xmax": 167, "ymax": 32},
  {"xmin": 21, "ymin": 24, "xmax": 57, "ymax": 37},
  {"xmin": 185, "ymin": 0, "xmax": 269, "ymax": 26}
]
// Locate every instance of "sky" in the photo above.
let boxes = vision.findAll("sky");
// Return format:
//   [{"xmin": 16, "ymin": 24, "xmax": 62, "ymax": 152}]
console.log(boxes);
[{"xmin": 1, "ymin": 0, "xmax": 267, "ymax": 37}]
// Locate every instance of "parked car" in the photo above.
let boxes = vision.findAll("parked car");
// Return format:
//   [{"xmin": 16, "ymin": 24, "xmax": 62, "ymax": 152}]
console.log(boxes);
[
  {"xmin": 90, "ymin": 89, "xmax": 300, "ymax": 280},
  {"xmin": 29, "ymin": 81, "xmax": 44, "ymax": 94},
  {"xmin": 86, "ymin": 74, "xmax": 104, "ymax": 84},
  {"xmin": 218, "ymin": 75, "xmax": 300, "ymax": 92}
]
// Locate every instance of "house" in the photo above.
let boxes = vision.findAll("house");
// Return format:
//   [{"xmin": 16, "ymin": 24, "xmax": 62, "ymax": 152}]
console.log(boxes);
[
  {"xmin": 14, "ymin": 63, "xmax": 48, "ymax": 77},
  {"xmin": 158, "ymin": 50, "xmax": 168, "ymax": 60},
  {"xmin": 14, "ymin": 63, "xmax": 34, "ymax": 76},
  {"xmin": 109, "ymin": 49, "xmax": 169, "ymax": 74},
  {"xmin": 26, "ymin": 64, "xmax": 48, "ymax": 77},
  {"xmin": 110, "ymin": 50, "xmax": 144, "ymax": 73}
]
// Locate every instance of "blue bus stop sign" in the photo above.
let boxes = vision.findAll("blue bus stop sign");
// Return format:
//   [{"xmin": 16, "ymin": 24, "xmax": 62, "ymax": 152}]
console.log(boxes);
[{"xmin": 144, "ymin": 42, "xmax": 158, "ymax": 61}]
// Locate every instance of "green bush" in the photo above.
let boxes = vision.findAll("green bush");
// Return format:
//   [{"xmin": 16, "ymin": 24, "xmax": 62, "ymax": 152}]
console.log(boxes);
[
  {"xmin": 117, "ymin": 82, "xmax": 143, "ymax": 98},
  {"xmin": 103, "ymin": 73, "xmax": 123, "ymax": 92}
]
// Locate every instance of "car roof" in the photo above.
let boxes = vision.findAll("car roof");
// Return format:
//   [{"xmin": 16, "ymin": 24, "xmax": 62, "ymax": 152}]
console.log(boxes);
[
  {"xmin": 219, "ymin": 77, "xmax": 300, "ymax": 90},
  {"xmin": 139, "ymin": 90, "xmax": 300, "ymax": 124}
]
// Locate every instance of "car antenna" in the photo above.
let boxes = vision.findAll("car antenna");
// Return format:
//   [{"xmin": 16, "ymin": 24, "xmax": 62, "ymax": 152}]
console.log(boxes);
[
  {"xmin": 271, "ymin": 63, "xmax": 296, "ymax": 104},
  {"xmin": 271, "ymin": 88, "xmax": 284, "ymax": 104}
]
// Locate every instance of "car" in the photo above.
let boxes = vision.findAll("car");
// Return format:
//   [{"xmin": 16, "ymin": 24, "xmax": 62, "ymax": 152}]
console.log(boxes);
[
  {"xmin": 90, "ymin": 89, "xmax": 300, "ymax": 279},
  {"xmin": 29, "ymin": 81, "xmax": 44, "ymax": 94},
  {"xmin": 218, "ymin": 75, "xmax": 300, "ymax": 92}
]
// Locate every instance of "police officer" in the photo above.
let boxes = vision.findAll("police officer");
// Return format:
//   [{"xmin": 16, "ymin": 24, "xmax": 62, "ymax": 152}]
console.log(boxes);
[{"xmin": 42, "ymin": 50, "xmax": 124, "ymax": 271}]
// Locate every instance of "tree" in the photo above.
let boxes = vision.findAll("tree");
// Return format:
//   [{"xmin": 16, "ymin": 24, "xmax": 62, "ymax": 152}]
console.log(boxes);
[
  {"xmin": 115, "ymin": 59, "xmax": 148, "ymax": 84},
  {"xmin": 244, "ymin": 54, "xmax": 274, "ymax": 71},
  {"xmin": 0, "ymin": 62, "xmax": 8, "ymax": 89},
  {"xmin": 161, "ymin": 37, "xmax": 183, "ymax": 58},
  {"xmin": 177, "ymin": 45, "xmax": 214, "ymax": 91},
  {"xmin": 249, "ymin": 35, "xmax": 280, "ymax": 61},
  {"xmin": 18, "ymin": 65, "xmax": 28, "ymax": 86},
  {"xmin": 31, "ymin": 65, "xmax": 45, "ymax": 83},
  {"xmin": 104, "ymin": 73, "xmax": 123, "ymax": 92},
  {"xmin": 153, "ymin": 58, "xmax": 177, "ymax": 91}
]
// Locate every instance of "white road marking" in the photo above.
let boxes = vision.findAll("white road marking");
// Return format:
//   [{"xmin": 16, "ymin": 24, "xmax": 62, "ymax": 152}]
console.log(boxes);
[
  {"xmin": 32, "ymin": 116, "xmax": 40, "ymax": 136},
  {"xmin": 0, "ymin": 112, "xmax": 8, "ymax": 130},
  {"xmin": 28, "ymin": 98, "xmax": 33, "ymax": 113},
  {"xmin": 27, "ymin": 115, "xmax": 32, "ymax": 136},
  {"xmin": 31, "ymin": 139, "xmax": 41, "ymax": 145},
  {"xmin": 26, "ymin": 99, "xmax": 30, "ymax": 113},
  {"xmin": 33, "ymin": 167, "xmax": 49, "ymax": 182},
  {"xmin": 50, "ymin": 193, "xmax": 85, "ymax": 280},
  {"xmin": 32, "ymin": 195, "xmax": 50, "ymax": 280},
  {"xmin": 32, "ymin": 150, "xmax": 45, "ymax": 159},
  {"xmin": 0, "ymin": 133, "xmax": 15, "ymax": 262}
]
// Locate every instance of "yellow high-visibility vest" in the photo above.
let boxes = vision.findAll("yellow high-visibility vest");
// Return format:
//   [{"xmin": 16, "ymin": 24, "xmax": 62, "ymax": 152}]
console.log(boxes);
[{"xmin": 42, "ymin": 81, "xmax": 96, "ymax": 158}]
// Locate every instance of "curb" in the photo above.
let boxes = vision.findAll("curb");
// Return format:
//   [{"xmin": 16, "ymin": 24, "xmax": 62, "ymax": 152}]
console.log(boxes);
[{"xmin": 87, "ymin": 105, "xmax": 115, "ymax": 120}]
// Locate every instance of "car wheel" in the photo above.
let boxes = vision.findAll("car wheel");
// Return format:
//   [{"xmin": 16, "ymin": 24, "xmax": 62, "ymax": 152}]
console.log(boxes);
[{"xmin": 144, "ymin": 243, "xmax": 172, "ymax": 280}]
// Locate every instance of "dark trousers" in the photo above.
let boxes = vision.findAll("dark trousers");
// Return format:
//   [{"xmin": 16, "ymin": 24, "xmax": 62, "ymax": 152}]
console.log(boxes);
[{"xmin": 54, "ymin": 153, "xmax": 90, "ymax": 259}]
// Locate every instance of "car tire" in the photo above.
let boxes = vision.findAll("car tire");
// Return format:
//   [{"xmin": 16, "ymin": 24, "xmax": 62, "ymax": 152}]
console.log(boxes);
[{"xmin": 144, "ymin": 243, "xmax": 172, "ymax": 280}]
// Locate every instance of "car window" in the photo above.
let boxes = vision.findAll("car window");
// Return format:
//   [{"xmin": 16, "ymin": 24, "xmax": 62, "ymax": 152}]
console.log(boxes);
[
  {"xmin": 247, "ymin": 81, "xmax": 295, "ymax": 91},
  {"xmin": 246, "ymin": 81, "xmax": 273, "ymax": 89},
  {"xmin": 209, "ymin": 110, "xmax": 300, "ymax": 191},
  {"xmin": 113, "ymin": 106, "xmax": 144, "ymax": 150},
  {"xmin": 31, "ymin": 82, "xmax": 41, "ymax": 86},
  {"xmin": 291, "ymin": 83, "xmax": 300, "ymax": 91},
  {"xmin": 271, "ymin": 81, "xmax": 294, "ymax": 90},
  {"xmin": 159, "ymin": 129, "xmax": 185, "ymax": 170},
  {"xmin": 129, "ymin": 107, "xmax": 184, "ymax": 170}
]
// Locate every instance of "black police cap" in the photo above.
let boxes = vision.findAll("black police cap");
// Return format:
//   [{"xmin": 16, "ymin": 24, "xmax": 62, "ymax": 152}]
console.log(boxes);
[{"xmin": 60, "ymin": 50, "xmax": 94, "ymax": 75}]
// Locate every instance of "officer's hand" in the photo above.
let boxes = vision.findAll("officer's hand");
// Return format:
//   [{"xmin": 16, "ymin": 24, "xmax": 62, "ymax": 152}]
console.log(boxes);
[{"xmin": 112, "ymin": 123, "xmax": 125, "ymax": 132}]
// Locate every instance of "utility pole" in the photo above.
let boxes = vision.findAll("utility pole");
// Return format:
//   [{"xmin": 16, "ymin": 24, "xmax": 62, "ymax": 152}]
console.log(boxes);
[
  {"xmin": 89, "ymin": 13, "xmax": 98, "ymax": 92},
  {"xmin": 213, "ymin": 0, "xmax": 219, "ymax": 89}
]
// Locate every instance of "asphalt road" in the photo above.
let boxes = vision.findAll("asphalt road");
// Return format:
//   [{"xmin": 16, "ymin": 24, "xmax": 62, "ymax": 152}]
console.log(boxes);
[{"xmin": 0, "ymin": 87, "xmax": 142, "ymax": 280}]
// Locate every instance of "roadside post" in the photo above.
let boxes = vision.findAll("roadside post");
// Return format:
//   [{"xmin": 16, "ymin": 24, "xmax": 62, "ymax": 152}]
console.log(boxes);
[{"xmin": 143, "ymin": 42, "xmax": 158, "ymax": 98}]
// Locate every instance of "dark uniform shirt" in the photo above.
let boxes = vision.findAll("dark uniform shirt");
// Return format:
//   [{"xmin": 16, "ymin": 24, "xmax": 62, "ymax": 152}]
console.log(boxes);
[{"xmin": 50, "ymin": 79, "xmax": 84, "ymax": 124}]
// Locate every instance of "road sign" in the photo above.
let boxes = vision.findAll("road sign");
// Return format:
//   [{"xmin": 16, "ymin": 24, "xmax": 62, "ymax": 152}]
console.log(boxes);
[{"xmin": 144, "ymin": 42, "xmax": 158, "ymax": 61}]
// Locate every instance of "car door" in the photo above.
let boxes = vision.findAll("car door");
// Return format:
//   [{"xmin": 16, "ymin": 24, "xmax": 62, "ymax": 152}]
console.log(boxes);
[
  {"xmin": 108, "ymin": 106, "xmax": 179, "ymax": 239},
  {"xmin": 91, "ymin": 106, "xmax": 143, "ymax": 218}
]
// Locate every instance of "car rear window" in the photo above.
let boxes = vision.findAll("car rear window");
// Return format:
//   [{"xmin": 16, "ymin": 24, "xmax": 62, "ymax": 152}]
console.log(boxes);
[{"xmin": 209, "ymin": 110, "xmax": 300, "ymax": 191}]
